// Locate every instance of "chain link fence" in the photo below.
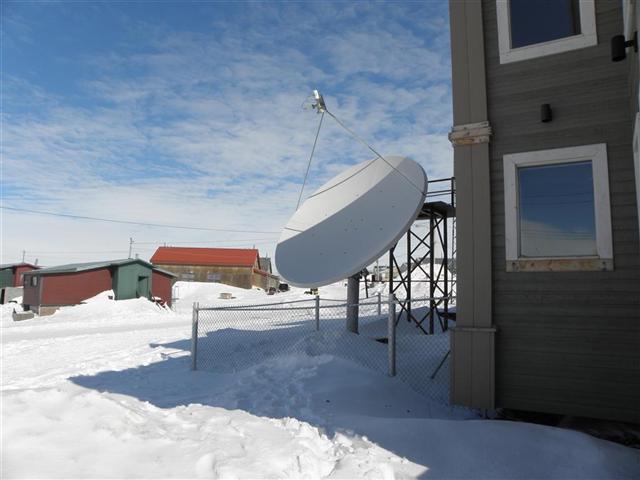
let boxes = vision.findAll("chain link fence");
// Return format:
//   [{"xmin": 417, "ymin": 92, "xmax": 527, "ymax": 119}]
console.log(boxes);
[{"xmin": 191, "ymin": 294, "xmax": 453, "ymax": 404}]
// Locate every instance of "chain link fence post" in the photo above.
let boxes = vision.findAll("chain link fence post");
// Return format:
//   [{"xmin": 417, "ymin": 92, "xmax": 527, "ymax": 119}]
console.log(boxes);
[
  {"xmin": 388, "ymin": 294, "xmax": 396, "ymax": 377},
  {"xmin": 191, "ymin": 302, "xmax": 199, "ymax": 371},
  {"xmin": 315, "ymin": 295, "xmax": 320, "ymax": 331},
  {"xmin": 377, "ymin": 291, "xmax": 382, "ymax": 316}
]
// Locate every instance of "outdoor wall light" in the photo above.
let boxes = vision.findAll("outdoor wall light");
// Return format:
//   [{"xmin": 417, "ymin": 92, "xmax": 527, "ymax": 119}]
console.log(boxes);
[
  {"xmin": 541, "ymin": 103, "xmax": 552, "ymax": 123},
  {"xmin": 611, "ymin": 32, "xmax": 638, "ymax": 62}
]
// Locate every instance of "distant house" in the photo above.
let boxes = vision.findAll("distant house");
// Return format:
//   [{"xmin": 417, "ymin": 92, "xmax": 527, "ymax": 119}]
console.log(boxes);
[
  {"xmin": 0, "ymin": 263, "xmax": 39, "ymax": 289},
  {"xmin": 22, "ymin": 259, "xmax": 176, "ymax": 316},
  {"xmin": 0, "ymin": 263, "xmax": 40, "ymax": 304},
  {"xmin": 150, "ymin": 247, "xmax": 279, "ymax": 290}
]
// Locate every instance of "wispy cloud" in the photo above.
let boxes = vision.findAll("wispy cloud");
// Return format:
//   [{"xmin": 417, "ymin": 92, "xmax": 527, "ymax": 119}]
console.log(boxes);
[{"xmin": 2, "ymin": 1, "xmax": 452, "ymax": 266}]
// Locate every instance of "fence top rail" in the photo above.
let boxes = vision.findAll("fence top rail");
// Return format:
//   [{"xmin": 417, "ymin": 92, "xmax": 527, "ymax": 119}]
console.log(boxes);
[
  {"xmin": 195, "ymin": 295, "xmax": 456, "ymax": 312},
  {"xmin": 196, "ymin": 298, "xmax": 316, "ymax": 310},
  {"xmin": 198, "ymin": 301, "xmax": 377, "ymax": 312}
]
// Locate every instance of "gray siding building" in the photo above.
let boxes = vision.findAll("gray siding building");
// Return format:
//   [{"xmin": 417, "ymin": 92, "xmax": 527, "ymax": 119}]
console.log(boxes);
[{"xmin": 449, "ymin": 0, "xmax": 640, "ymax": 423}]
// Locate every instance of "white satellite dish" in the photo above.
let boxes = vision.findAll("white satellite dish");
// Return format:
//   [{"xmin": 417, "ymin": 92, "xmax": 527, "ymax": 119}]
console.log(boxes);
[{"xmin": 276, "ymin": 156, "xmax": 427, "ymax": 287}]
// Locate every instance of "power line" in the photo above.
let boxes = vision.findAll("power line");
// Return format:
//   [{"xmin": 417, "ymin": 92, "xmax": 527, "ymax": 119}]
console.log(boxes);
[
  {"xmin": 133, "ymin": 240, "xmax": 277, "ymax": 253},
  {"xmin": 20, "ymin": 240, "xmax": 277, "ymax": 259},
  {"xmin": 24, "ymin": 250, "xmax": 129, "ymax": 254},
  {"xmin": 1, "ymin": 206, "xmax": 281, "ymax": 234},
  {"xmin": 133, "ymin": 237, "xmax": 277, "ymax": 246}
]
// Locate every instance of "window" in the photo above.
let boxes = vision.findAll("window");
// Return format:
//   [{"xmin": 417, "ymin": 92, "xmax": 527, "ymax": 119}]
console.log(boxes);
[
  {"xmin": 207, "ymin": 273, "xmax": 221, "ymax": 282},
  {"xmin": 30, "ymin": 276, "xmax": 38, "ymax": 287},
  {"xmin": 519, "ymin": 161, "xmax": 596, "ymax": 257},
  {"xmin": 496, "ymin": 0, "xmax": 597, "ymax": 64},
  {"xmin": 181, "ymin": 272, "xmax": 195, "ymax": 280},
  {"xmin": 503, "ymin": 144, "xmax": 612, "ymax": 271}
]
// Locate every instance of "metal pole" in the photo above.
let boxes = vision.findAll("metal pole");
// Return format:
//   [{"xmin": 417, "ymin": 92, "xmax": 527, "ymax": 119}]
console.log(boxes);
[
  {"xmin": 406, "ymin": 229, "xmax": 412, "ymax": 323},
  {"xmin": 315, "ymin": 295, "xmax": 320, "ymax": 331},
  {"xmin": 128, "ymin": 237, "xmax": 133, "ymax": 259},
  {"xmin": 388, "ymin": 294, "xmax": 396, "ymax": 377},
  {"xmin": 190, "ymin": 302, "xmax": 199, "ymax": 370},
  {"xmin": 430, "ymin": 214, "xmax": 435, "ymax": 334},
  {"xmin": 377, "ymin": 291, "xmax": 382, "ymax": 316},
  {"xmin": 346, "ymin": 274, "xmax": 359, "ymax": 333},
  {"xmin": 443, "ymin": 213, "xmax": 449, "ymax": 331},
  {"xmin": 388, "ymin": 245, "xmax": 394, "ymax": 299}
]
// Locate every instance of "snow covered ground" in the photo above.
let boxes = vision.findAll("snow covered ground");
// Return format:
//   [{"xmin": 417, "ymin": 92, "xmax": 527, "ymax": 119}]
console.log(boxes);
[{"xmin": 2, "ymin": 282, "xmax": 639, "ymax": 479}]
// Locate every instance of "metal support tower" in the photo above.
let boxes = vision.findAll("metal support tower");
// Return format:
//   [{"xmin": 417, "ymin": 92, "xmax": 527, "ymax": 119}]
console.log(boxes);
[{"xmin": 388, "ymin": 177, "xmax": 456, "ymax": 335}]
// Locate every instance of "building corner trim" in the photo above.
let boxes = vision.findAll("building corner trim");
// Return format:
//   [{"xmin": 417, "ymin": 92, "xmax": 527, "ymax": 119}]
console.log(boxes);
[{"xmin": 449, "ymin": 0, "xmax": 495, "ymax": 412}]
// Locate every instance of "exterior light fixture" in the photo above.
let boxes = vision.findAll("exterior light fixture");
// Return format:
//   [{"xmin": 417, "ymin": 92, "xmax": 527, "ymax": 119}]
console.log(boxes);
[
  {"xmin": 611, "ymin": 32, "xmax": 638, "ymax": 62},
  {"xmin": 541, "ymin": 104, "xmax": 552, "ymax": 123}
]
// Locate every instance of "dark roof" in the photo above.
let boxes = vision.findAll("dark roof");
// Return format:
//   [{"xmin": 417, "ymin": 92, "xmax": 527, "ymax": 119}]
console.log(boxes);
[
  {"xmin": 27, "ymin": 258, "xmax": 176, "ymax": 277},
  {"xmin": 151, "ymin": 247, "xmax": 259, "ymax": 267},
  {"xmin": 0, "ymin": 262, "xmax": 39, "ymax": 270},
  {"xmin": 417, "ymin": 201, "xmax": 455, "ymax": 219}
]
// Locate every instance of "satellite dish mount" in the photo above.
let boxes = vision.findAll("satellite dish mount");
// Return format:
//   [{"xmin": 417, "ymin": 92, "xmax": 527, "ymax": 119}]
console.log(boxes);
[{"xmin": 312, "ymin": 89, "xmax": 326, "ymax": 113}]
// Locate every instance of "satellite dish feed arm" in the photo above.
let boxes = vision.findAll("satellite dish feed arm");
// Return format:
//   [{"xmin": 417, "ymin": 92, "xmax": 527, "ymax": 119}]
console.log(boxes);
[{"xmin": 313, "ymin": 90, "xmax": 326, "ymax": 113}]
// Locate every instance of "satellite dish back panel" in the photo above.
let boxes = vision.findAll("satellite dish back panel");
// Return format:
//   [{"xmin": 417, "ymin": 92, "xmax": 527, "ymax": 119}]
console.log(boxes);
[{"xmin": 276, "ymin": 155, "xmax": 427, "ymax": 287}]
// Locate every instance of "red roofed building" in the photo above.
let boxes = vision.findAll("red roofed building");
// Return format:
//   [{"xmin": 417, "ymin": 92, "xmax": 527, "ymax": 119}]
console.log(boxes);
[{"xmin": 150, "ymin": 247, "xmax": 279, "ymax": 290}]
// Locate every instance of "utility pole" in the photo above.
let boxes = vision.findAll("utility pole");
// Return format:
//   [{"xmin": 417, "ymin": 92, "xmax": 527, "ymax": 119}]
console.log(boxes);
[
  {"xmin": 128, "ymin": 238, "xmax": 133, "ymax": 258},
  {"xmin": 22, "ymin": 250, "xmax": 25, "ymax": 262}
]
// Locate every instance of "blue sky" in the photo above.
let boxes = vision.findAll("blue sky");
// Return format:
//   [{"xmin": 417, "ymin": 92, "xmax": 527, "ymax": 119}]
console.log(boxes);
[{"xmin": 2, "ymin": 1, "xmax": 453, "ymax": 266}]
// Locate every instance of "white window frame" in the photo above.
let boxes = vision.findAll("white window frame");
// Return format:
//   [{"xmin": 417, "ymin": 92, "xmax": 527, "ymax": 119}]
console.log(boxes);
[
  {"xmin": 496, "ymin": 0, "xmax": 598, "ymax": 64},
  {"xmin": 503, "ymin": 143, "xmax": 613, "ymax": 271},
  {"xmin": 622, "ymin": 0, "xmax": 634, "ymax": 39}
]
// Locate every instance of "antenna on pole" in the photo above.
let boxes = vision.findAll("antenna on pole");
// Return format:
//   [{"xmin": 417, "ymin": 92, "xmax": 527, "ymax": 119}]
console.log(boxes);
[
  {"xmin": 22, "ymin": 250, "xmax": 26, "ymax": 262},
  {"xmin": 128, "ymin": 238, "xmax": 133, "ymax": 259},
  {"xmin": 296, "ymin": 89, "xmax": 327, "ymax": 210},
  {"xmin": 312, "ymin": 90, "xmax": 326, "ymax": 113}
]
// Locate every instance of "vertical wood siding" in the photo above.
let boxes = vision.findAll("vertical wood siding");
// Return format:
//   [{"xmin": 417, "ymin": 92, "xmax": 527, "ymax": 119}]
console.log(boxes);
[
  {"xmin": 153, "ymin": 264, "xmax": 254, "ymax": 289},
  {"xmin": 40, "ymin": 269, "xmax": 113, "ymax": 306},
  {"xmin": 482, "ymin": 0, "xmax": 640, "ymax": 422},
  {"xmin": 22, "ymin": 274, "xmax": 39, "ymax": 307},
  {"xmin": 151, "ymin": 271, "xmax": 174, "ymax": 306},
  {"xmin": 14, "ymin": 266, "xmax": 35, "ymax": 287},
  {"xmin": 0, "ymin": 269, "xmax": 14, "ymax": 289}
]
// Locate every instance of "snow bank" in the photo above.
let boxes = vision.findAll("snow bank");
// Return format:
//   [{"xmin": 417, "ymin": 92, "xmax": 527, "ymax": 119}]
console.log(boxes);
[
  {"xmin": 1, "ymin": 296, "xmax": 178, "ymax": 343},
  {"xmin": 1, "ymin": 301, "xmax": 24, "ymax": 325},
  {"xmin": 2, "ymin": 383, "xmax": 424, "ymax": 479},
  {"xmin": 81, "ymin": 289, "xmax": 115, "ymax": 303},
  {"xmin": 3, "ymin": 283, "xmax": 639, "ymax": 479}
]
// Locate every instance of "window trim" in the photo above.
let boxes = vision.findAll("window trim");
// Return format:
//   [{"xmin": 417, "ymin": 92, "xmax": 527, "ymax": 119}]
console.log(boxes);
[
  {"xmin": 503, "ymin": 143, "xmax": 613, "ymax": 272},
  {"xmin": 622, "ymin": 0, "xmax": 633, "ymax": 39},
  {"xmin": 496, "ymin": 0, "xmax": 598, "ymax": 64}
]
